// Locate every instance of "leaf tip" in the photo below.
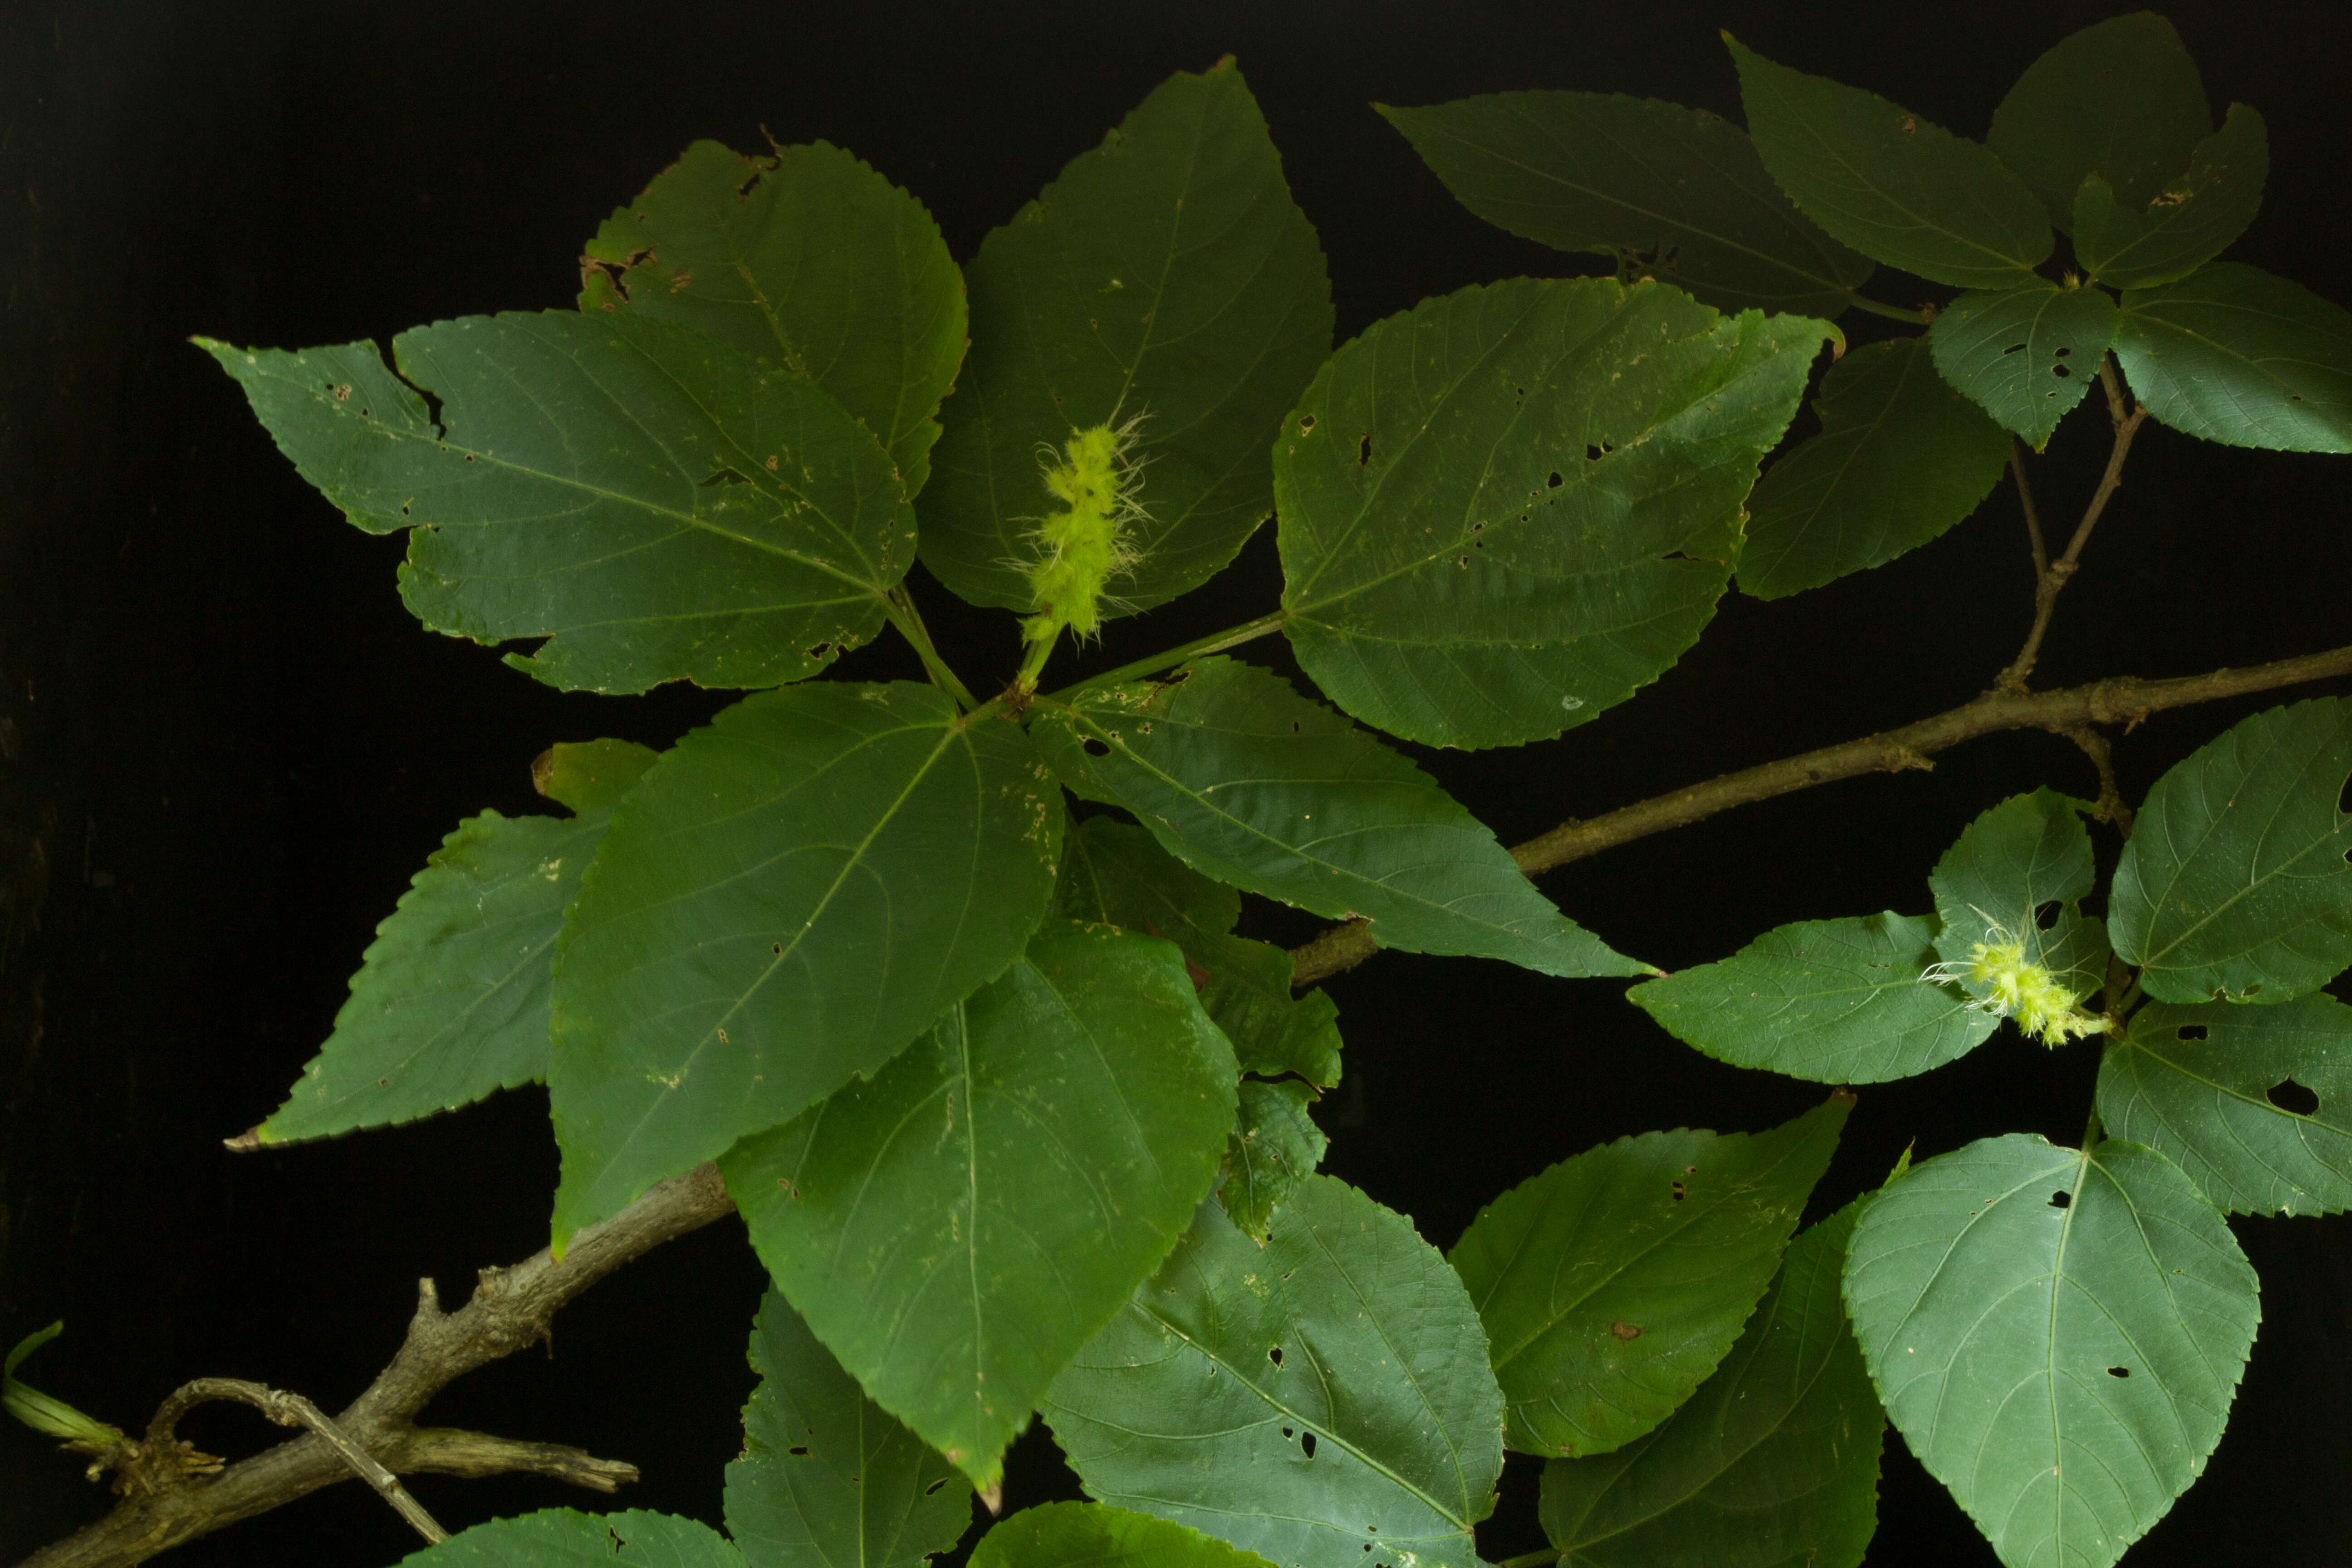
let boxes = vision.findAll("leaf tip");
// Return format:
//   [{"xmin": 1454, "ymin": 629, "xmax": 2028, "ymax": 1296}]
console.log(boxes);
[{"xmin": 222, "ymin": 1125, "xmax": 269, "ymax": 1152}]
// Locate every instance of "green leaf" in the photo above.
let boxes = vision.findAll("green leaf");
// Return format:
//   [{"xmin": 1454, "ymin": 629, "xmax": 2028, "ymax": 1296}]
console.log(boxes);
[
  {"xmin": 1842, "ymin": 1134, "xmax": 2259, "ymax": 1568},
  {"xmin": 724, "ymin": 1291, "xmax": 975, "ymax": 1568},
  {"xmin": 1275, "ymin": 275, "xmax": 1828, "ymax": 747},
  {"xmin": 971, "ymin": 1504, "xmax": 1277, "ymax": 1568},
  {"xmin": 725, "ymin": 922, "xmax": 1236, "ymax": 1488},
  {"xmin": 537, "ymin": 738, "xmax": 666, "ymax": 816},
  {"xmin": 2074, "ymin": 105, "xmax": 2268, "ymax": 290},
  {"xmin": 551, "ymin": 681, "xmax": 1062, "ymax": 1242},
  {"xmin": 1054, "ymin": 815, "xmax": 1341, "ymax": 1087},
  {"xmin": 1377, "ymin": 92, "xmax": 1874, "ymax": 316},
  {"xmin": 397, "ymin": 1509, "xmax": 747, "ymax": 1567},
  {"xmin": 1449, "ymin": 1098, "xmax": 1849, "ymax": 1457},
  {"xmin": 2112, "ymin": 262, "xmax": 2352, "ymax": 452},
  {"xmin": 1927, "ymin": 284, "xmax": 2118, "ymax": 449},
  {"xmin": 5, "ymin": 1322, "xmax": 123, "ymax": 1448},
  {"xmin": 1739, "ymin": 336, "xmax": 2009, "ymax": 599},
  {"xmin": 1043, "ymin": 1177, "xmax": 1503, "ymax": 1568},
  {"xmin": 1035, "ymin": 658, "xmax": 1645, "ymax": 978},
  {"xmin": 1219, "ymin": 1079, "xmax": 1327, "ymax": 1242},
  {"xmin": 920, "ymin": 59, "xmax": 1332, "ymax": 617},
  {"xmin": 251, "ymin": 740, "xmax": 657, "ymax": 1145},
  {"xmin": 1631, "ymin": 912, "xmax": 1998, "ymax": 1084},
  {"xmin": 2098, "ymin": 994, "xmax": 2352, "ymax": 1215},
  {"xmin": 197, "ymin": 315, "xmax": 913, "ymax": 695},
  {"xmin": 1538, "ymin": 1200, "xmax": 1884, "ymax": 1568},
  {"xmin": 1928, "ymin": 788, "xmax": 2111, "ymax": 1016},
  {"xmin": 580, "ymin": 140, "xmax": 967, "ymax": 499},
  {"xmin": 1984, "ymin": 13, "xmax": 2214, "ymax": 230},
  {"xmin": 2109, "ymin": 697, "xmax": 2352, "ymax": 1004},
  {"xmin": 1727, "ymin": 37, "xmax": 2050, "ymax": 288}
]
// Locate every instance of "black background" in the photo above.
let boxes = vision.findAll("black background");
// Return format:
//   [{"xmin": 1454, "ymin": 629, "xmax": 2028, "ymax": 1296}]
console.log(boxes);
[{"xmin": 4, "ymin": 2, "xmax": 2350, "ymax": 1564}]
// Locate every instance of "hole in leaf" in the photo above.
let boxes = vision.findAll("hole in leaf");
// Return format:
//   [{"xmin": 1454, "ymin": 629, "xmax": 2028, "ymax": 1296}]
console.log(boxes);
[
  {"xmin": 2002, "ymin": 342, "xmax": 2027, "ymax": 355},
  {"xmin": 1669, "ymin": 1180, "xmax": 1687, "ymax": 1201},
  {"xmin": 771, "ymin": 943, "xmax": 784, "ymax": 956},
  {"xmin": 1357, "ymin": 433, "xmax": 1373, "ymax": 466},
  {"xmin": 1082, "ymin": 738, "xmax": 1111, "ymax": 758},
  {"xmin": 1281, "ymin": 1426, "xmax": 1294, "ymax": 1439},
  {"xmin": 2052, "ymin": 363, "xmax": 2072, "ymax": 377},
  {"xmin": 1586, "ymin": 445, "xmax": 1606, "ymax": 461},
  {"xmin": 2269, "ymin": 1078, "xmax": 2321, "ymax": 1116},
  {"xmin": 788, "ymin": 1445, "xmax": 811, "ymax": 1456},
  {"xmin": 2108, "ymin": 1365, "xmax": 2130, "ymax": 1378},
  {"xmin": 1301, "ymin": 1432, "xmax": 1318, "ymax": 1459},
  {"xmin": 2035, "ymin": 901, "xmax": 2061, "ymax": 929},
  {"xmin": 2176, "ymin": 1024, "xmax": 2209, "ymax": 1040},
  {"xmin": 925, "ymin": 1478, "xmax": 951, "ymax": 1495},
  {"xmin": 1547, "ymin": 470, "xmax": 1563, "ymax": 488},
  {"xmin": 2241, "ymin": 984, "xmax": 2264, "ymax": 998},
  {"xmin": 2054, "ymin": 346, "xmax": 2073, "ymax": 358},
  {"xmin": 2049, "ymin": 1190, "xmax": 2072, "ymax": 1209},
  {"xmin": 1268, "ymin": 1345, "xmax": 1284, "ymax": 1367},
  {"xmin": 1299, "ymin": 414, "xmax": 1316, "ymax": 433}
]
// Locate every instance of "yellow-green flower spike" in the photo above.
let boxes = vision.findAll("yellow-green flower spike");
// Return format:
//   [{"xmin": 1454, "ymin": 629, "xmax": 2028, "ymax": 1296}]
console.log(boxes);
[
  {"xmin": 1017, "ymin": 419, "xmax": 1147, "ymax": 680},
  {"xmin": 1922, "ymin": 916, "xmax": 2109, "ymax": 1048}
]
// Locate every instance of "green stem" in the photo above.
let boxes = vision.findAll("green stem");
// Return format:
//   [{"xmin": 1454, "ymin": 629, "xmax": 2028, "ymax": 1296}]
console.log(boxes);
[
  {"xmin": 1014, "ymin": 630, "xmax": 1058, "ymax": 695},
  {"xmin": 1841, "ymin": 291, "xmax": 1931, "ymax": 323},
  {"xmin": 1040, "ymin": 610, "xmax": 1289, "ymax": 702},
  {"xmin": 2081, "ymin": 1101, "xmax": 2105, "ymax": 1153},
  {"xmin": 884, "ymin": 588, "xmax": 979, "ymax": 712}
]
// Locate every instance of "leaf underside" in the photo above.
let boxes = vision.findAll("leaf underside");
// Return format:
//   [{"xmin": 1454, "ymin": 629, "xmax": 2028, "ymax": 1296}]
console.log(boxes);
[
  {"xmin": 724, "ymin": 1292, "xmax": 975, "ymax": 1568},
  {"xmin": 921, "ymin": 59, "xmax": 1333, "ymax": 617},
  {"xmin": 2108, "ymin": 696, "xmax": 2352, "ymax": 1003},
  {"xmin": 1044, "ymin": 1177, "xmax": 1505, "ymax": 1568},
  {"xmin": 1729, "ymin": 38, "xmax": 2049, "ymax": 289},
  {"xmin": 199, "ymin": 314, "xmax": 913, "ymax": 695},
  {"xmin": 1034, "ymin": 657, "xmax": 1645, "ymax": 978},
  {"xmin": 549, "ymin": 681, "xmax": 1062, "ymax": 1242},
  {"xmin": 2113, "ymin": 263, "xmax": 2352, "ymax": 452},
  {"xmin": 1842, "ymin": 1135, "xmax": 2259, "ymax": 1568},
  {"xmin": 1275, "ymin": 274, "xmax": 1827, "ymax": 748},
  {"xmin": 1379, "ymin": 91, "xmax": 1872, "ymax": 316},
  {"xmin": 580, "ymin": 137, "xmax": 968, "ymax": 499},
  {"xmin": 1738, "ymin": 335, "xmax": 2008, "ymax": 599},
  {"xmin": 1539, "ymin": 1200, "xmax": 1883, "ymax": 1568},
  {"xmin": 2097, "ymin": 994, "xmax": 2352, "ymax": 1216},
  {"xmin": 1632, "ymin": 912, "xmax": 1996, "ymax": 1083},
  {"xmin": 725, "ymin": 922, "xmax": 1237, "ymax": 1488},
  {"xmin": 1449, "ymin": 1098, "xmax": 1849, "ymax": 1457}
]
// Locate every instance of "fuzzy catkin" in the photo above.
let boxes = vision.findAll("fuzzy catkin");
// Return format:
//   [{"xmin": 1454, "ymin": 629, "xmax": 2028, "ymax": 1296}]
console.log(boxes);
[{"xmin": 1020, "ymin": 421, "xmax": 1144, "ymax": 649}]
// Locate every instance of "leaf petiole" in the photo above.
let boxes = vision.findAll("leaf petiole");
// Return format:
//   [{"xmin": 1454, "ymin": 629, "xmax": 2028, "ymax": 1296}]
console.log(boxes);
[
  {"xmin": 884, "ymin": 587, "xmax": 980, "ymax": 711},
  {"xmin": 1040, "ymin": 610, "xmax": 1289, "ymax": 702},
  {"xmin": 1840, "ymin": 290, "xmax": 1932, "ymax": 324}
]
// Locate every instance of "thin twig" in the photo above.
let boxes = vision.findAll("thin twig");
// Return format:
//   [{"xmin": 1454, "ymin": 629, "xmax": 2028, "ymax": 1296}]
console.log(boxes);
[
  {"xmin": 1998, "ymin": 356, "xmax": 2151, "ymax": 691},
  {"xmin": 2058, "ymin": 724, "xmax": 2133, "ymax": 835},
  {"xmin": 19, "ymin": 1164, "xmax": 734, "ymax": 1568},
  {"xmin": 1289, "ymin": 643, "xmax": 2352, "ymax": 985},
  {"xmin": 142, "ymin": 1381, "xmax": 444, "ymax": 1544},
  {"xmin": 2009, "ymin": 436, "xmax": 2048, "ymax": 581}
]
